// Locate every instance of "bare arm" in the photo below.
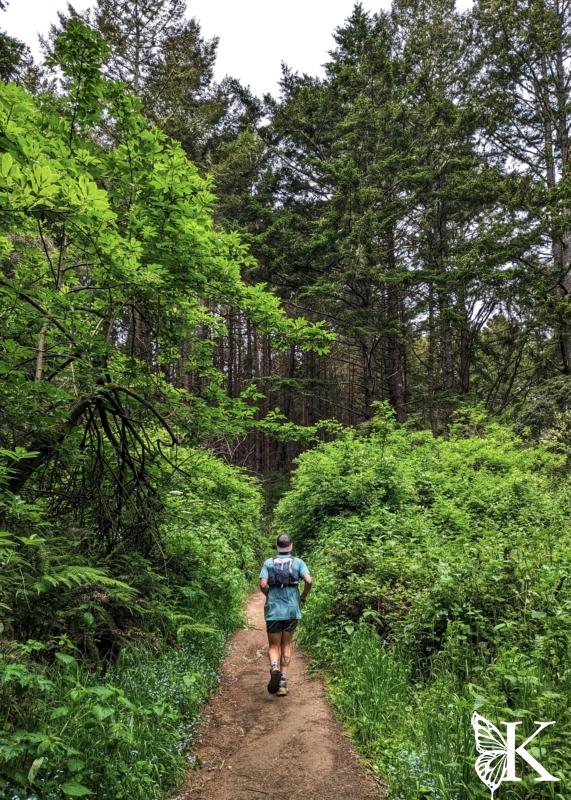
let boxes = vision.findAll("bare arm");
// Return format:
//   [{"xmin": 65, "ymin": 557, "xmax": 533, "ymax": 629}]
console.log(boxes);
[
  {"xmin": 300, "ymin": 572, "xmax": 313, "ymax": 603},
  {"xmin": 259, "ymin": 577, "xmax": 269, "ymax": 596}
]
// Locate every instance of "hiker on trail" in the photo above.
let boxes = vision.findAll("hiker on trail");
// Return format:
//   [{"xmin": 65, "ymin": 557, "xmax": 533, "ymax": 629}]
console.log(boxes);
[{"xmin": 259, "ymin": 533, "xmax": 312, "ymax": 697}]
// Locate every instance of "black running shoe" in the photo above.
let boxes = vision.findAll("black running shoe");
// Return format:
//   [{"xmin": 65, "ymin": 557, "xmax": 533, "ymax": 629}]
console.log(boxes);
[{"xmin": 267, "ymin": 668, "xmax": 281, "ymax": 694}]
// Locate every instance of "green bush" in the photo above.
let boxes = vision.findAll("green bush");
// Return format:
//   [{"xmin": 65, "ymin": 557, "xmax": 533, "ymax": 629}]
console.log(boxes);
[
  {"xmin": 0, "ymin": 635, "xmax": 223, "ymax": 800},
  {"xmin": 1, "ymin": 448, "xmax": 264, "ymax": 800},
  {"xmin": 278, "ymin": 412, "xmax": 570, "ymax": 799}
]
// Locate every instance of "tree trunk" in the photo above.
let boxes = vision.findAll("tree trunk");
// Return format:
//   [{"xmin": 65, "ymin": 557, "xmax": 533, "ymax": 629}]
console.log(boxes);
[
  {"xmin": 543, "ymin": 51, "xmax": 571, "ymax": 372},
  {"xmin": 427, "ymin": 287, "xmax": 439, "ymax": 435},
  {"xmin": 383, "ymin": 232, "xmax": 407, "ymax": 422},
  {"xmin": 361, "ymin": 336, "xmax": 376, "ymax": 418},
  {"xmin": 457, "ymin": 288, "xmax": 471, "ymax": 395}
]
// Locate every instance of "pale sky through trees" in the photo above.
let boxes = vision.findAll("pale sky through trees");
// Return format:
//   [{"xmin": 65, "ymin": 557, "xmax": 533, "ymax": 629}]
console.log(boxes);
[{"xmin": 3, "ymin": 0, "xmax": 472, "ymax": 96}]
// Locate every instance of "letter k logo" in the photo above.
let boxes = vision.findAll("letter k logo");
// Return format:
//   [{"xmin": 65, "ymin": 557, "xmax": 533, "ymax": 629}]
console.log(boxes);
[
  {"xmin": 472, "ymin": 713, "xmax": 559, "ymax": 798},
  {"xmin": 503, "ymin": 721, "xmax": 558, "ymax": 782}
]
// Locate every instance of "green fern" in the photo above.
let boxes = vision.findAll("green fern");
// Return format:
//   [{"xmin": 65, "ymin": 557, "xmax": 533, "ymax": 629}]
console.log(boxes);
[
  {"xmin": 176, "ymin": 622, "xmax": 220, "ymax": 639},
  {"xmin": 31, "ymin": 567, "xmax": 136, "ymax": 601}
]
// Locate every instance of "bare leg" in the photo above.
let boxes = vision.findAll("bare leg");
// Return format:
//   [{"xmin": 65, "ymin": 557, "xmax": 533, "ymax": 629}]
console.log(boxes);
[
  {"xmin": 267, "ymin": 631, "xmax": 282, "ymax": 667},
  {"xmin": 280, "ymin": 630, "xmax": 293, "ymax": 672},
  {"xmin": 275, "ymin": 630, "xmax": 293, "ymax": 695}
]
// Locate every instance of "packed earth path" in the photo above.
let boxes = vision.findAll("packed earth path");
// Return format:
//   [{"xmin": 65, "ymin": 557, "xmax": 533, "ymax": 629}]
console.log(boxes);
[{"xmin": 173, "ymin": 592, "xmax": 384, "ymax": 800}]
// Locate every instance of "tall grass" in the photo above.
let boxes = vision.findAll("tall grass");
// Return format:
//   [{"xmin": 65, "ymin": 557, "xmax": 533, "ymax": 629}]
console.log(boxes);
[
  {"xmin": 331, "ymin": 623, "xmax": 409, "ymax": 754},
  {"xmin": 320, "ymin": 623, "xmax": 567, "ymax": 800}
]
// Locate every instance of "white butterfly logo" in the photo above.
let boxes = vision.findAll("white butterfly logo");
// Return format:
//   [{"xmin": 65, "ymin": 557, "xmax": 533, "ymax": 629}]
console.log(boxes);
[{"xmin": 471, "ymin": 712, "xmax": 509, "ymax": 799}]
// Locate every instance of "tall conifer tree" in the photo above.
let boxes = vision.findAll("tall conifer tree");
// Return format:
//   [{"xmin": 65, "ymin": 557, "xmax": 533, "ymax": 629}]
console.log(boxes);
[{"xmin": 474, "ymin": 0, "xmax": 571, "ymax": 374}]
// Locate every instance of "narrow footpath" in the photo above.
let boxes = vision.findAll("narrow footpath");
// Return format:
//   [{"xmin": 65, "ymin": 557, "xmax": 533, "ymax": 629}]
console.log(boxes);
[{"xmin": 174, "ymin": 592, "xmax": 383, "ymax": 800}]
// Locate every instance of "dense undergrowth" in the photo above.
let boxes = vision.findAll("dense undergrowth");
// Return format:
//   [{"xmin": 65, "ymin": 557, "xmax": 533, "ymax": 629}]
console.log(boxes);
[
  {"xmin": 1, "ymin": 447, "xmax": 264, "ymax": 800},
  {"xmin": 276, "ymin": 408, "xmax": 570, "ymax": 800}
]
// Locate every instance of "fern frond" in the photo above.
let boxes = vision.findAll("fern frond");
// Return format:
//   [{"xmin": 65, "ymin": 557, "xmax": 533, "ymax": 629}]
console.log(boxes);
[
  {"xmin": 176, "ymin": 622, "xmax": 220, "ymax": 640},
  {"xmin": 31, "ymin": 566, "xmax": 136, "ymax": 600}
]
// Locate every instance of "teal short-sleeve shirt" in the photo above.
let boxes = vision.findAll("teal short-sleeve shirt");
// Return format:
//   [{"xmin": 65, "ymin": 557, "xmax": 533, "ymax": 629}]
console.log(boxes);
[{"xmin": 260, "ymin": 555, "xmax": 309, "ymax": 621}]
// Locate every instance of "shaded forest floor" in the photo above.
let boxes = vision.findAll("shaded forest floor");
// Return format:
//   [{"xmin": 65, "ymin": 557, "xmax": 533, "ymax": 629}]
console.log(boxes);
[{"xmin": 173, "ymin": 592, "xmax": 383, "ymax": 800}]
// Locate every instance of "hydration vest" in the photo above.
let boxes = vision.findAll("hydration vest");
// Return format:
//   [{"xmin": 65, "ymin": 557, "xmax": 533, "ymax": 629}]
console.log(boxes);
[{"xmin": 268, "ymin": 555, "xmax": 299, "ymax": 588}]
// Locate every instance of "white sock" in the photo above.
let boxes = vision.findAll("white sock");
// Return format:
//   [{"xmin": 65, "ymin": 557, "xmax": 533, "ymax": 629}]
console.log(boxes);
[
  {"xmin": 270, "ymin": 661, "xmax": 279, "ymax": 671},
  {"xmin": 280, "ymin": 671, "xmax": 288, "ymax": 682}
]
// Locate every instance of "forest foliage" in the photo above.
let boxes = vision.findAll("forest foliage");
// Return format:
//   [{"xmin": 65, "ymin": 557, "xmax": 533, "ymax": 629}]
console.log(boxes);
[
  {"xmin": 0, "ymin": 13, "xmax": 328, "ymax": 800},
  {"xmin": 276, "ymin": 407, "xmax": 570, "ymax": 799},
  {"xmin": 1, "ymin": 445, "xmax": 264, "ymax": 799},
  {"xmin": 3, "ymin": 0, "xmax": 568, "ymax": 472},
  {"xmin": 0, "ymin": 1, "xmax": 570, "ymax": 799}
]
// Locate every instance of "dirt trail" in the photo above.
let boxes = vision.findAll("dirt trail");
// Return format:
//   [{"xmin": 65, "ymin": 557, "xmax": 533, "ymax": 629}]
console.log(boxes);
[{"xmin": 174, "ymin": 592, "xmax": 383, "ymax": 800}]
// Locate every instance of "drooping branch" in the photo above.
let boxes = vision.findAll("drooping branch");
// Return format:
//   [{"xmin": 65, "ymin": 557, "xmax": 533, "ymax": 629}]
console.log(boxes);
[{"xmin": 6, "ymin": 383, "xmax": 178, "ymax": 495}]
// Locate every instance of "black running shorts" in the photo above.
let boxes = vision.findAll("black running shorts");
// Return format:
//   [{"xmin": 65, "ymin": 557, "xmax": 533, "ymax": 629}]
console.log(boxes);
[{"xmin": 266, "ymin": 619, "xmax": 298, "ymax": 634}]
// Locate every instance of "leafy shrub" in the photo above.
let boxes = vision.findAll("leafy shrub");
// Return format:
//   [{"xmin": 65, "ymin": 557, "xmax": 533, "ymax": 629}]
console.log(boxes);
[
  {"xmin": 278, "ymin": 411, "xmax": 570, "ymax": 799},
  {"xmin": 0, "ymin": 448, "xmax": 264, "ymax": 799},
  {"xmin": 1, "ymin": 634, "xmax": 224, "ymax": 799}
]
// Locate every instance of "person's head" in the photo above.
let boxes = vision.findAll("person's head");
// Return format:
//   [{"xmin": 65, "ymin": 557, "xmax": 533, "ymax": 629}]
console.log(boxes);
[{"xmin": 276, "ymin": 533, "xmax": 293, "ymax": 554}]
